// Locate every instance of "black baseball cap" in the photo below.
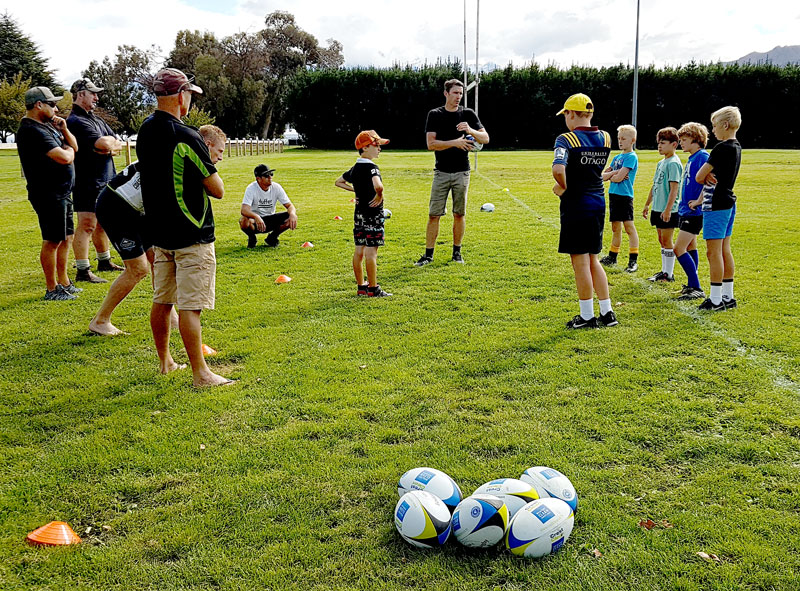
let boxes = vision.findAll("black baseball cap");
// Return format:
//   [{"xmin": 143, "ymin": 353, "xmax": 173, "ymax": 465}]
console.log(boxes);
[{"xmin": 254, "ymin": 164, "xmax": 276, "ymax": 177}]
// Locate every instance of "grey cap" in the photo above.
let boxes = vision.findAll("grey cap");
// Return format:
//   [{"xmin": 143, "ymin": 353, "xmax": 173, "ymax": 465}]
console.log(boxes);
[
  {"xmin": 71, "ymin": 78, "xmax": 104, "ymax": 94},
  {"xmin": 25, "ymin": 86, "xmax": 63, "ymax": 108}
]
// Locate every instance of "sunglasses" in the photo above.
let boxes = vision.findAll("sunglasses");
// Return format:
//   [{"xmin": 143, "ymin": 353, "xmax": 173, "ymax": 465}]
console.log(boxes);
[{"xmin": 44, "ymin": 101, "xmax": 58, "ymax": 107}]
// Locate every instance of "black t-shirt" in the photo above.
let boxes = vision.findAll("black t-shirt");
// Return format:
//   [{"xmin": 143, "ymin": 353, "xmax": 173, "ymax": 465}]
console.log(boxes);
[
  {"xmin": 16, "ymin": 117, "xmax": 74, "ymax": 201},
  {"xmin": 66, "ymin": 104, "xmax": 117, "ymax": 198},
  {"xmin": 702, "ymin": 139, "xmax": 741, "ymax": 211},
  {"xmin": 425, "ymin": 106, "xmax": 482, "ymax": 173},
  {"xmin": 342, "ymin": 159, "xmax": 383, "ymax": 219},
  {"xmin": 137, "ymin": 111, "xmax": 217, "ymax": 249}
]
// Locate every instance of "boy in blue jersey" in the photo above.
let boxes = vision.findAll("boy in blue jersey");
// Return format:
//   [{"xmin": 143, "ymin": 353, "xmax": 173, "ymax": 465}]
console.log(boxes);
[
  {"xmin": 643, "ymin": 127, "xmax": 682, "ymax": 282},
  {"xmin": 552, "ymin": 93, "xmax": 617, "ymax": 329},
  {"xmin": 600, "ymin": 124, "xmax": 640, "ymax": 272},
  {"xmin": 690, "ymin": 106, "xmax": 742, "ymax": 311},
  {"xmin": 674, "ymin": 122, "xmax": 709, "ymax": 301}
]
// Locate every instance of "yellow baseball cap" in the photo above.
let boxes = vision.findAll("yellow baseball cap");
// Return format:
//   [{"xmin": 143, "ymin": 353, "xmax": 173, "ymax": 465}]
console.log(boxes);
[{"xmin": 556, "ymin": 93, "xmax": 594, "ymax": 115}]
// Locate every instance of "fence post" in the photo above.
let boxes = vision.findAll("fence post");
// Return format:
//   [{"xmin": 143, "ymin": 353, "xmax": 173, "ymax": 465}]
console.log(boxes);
[
  {"xmin": 227, "ymin": 140, "xmax": 231, "ymax": 158},
  {"xmin": 125, "ymin": 139, "xmax": 132, "ymax": 166}
]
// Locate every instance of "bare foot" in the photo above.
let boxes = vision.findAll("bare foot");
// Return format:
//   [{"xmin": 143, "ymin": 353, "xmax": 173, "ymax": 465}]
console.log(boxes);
[
  {"xmin": 193, "ymin": 370, "xmax": 236, "ymax": 387},
  {"xmin": 159, "ymin": 359, "xmax": 188, "ymax": 374},
  {"xmin": 89, "ymin": 319, "xmax": 125, "ymax": 336}
]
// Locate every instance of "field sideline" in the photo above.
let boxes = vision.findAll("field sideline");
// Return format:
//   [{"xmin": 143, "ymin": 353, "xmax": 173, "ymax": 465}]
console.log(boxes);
[{"xmin": 0, "ymin": 148, "xmax": 799, "ymax": 590}]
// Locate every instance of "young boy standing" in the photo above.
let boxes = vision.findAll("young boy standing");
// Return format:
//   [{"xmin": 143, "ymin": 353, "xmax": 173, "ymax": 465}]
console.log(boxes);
[
  {"xmin": 642, "ymin": 127, "xmax": 682, "ymax": 282},
  {"xmin": 600, "ymin": 124, "xmax": 640, "ymax": 272},
  {"xmin": 552, "ymin": 93, "xmax": 617, "ymax": 329},
  {"xmin": 674, "ymin": 122, "xmax": 710, "ymax": 300},
  {"xmin": 335, "ymin": 130, "xmax": 392, "ymax": 297},
  {"xmin": 690, "ymin": 106, "xmax": 742, "ymax": 311}
]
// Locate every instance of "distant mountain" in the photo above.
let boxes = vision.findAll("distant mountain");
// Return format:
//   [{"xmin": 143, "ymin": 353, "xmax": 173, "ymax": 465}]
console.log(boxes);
[{"xmin": 728, "ymin": 45, "xmax": 800, "ymax": 66}]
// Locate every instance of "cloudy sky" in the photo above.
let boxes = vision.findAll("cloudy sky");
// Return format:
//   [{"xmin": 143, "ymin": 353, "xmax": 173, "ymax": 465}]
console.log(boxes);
[{"xmin": 4, "ymin": 0, "xmax": 799, "ymax": 86}]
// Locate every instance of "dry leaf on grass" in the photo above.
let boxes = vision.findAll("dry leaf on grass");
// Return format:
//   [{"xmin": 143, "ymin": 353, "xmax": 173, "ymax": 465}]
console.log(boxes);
[
  {"xmin": 639, "ymin": 519, "xmax": 656, "ymax": 530},
  {"xmin": 697, "ymin": 552, "xmax": 721, "ymax": 563},
  {"xmin": 591, "ymin": 548, "xmax": 603, "ymax": 558},
  {"xmin": 661, "ymin": 520, "xmax": 674, "ymax": 528},
  {"xmin": 200, "ymin": 443, "xmax": 206, "ymax": 450}
]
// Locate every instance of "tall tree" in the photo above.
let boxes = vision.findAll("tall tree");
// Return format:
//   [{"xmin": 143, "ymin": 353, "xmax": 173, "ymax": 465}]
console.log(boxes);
[
  {"xmin": 0, "ymin": 13, "xmax": 58, "ymax": 89},
  {"xmin": 0, "ymin": 71, "xmax": 29, "ymax": 141}
]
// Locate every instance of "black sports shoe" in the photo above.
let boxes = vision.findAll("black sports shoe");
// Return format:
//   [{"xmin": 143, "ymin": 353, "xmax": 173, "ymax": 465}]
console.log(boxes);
[
  {"xmin": 599, "ymin": 254, "xmax": 617, "ymax": 266},
  {"xmin": 677, "ymin": 288, "xmax": 705, "ymax": 301},
  {"xmin": 698, "ymin": 297, "xmax": 727, "ymax": 312},
  {"xmin": 60, "ymin": 282, "xmax": 83, "ymax": 295},
  {"xmin": 648, "ymin": 271, "xmax": 674, "ymax": 282},
  {"xmin": 414, "ymin": 255, "xmax": 433, "ymax": 267},
  {"xmin": 357, "ymin": 284, "xmax": 368, "ymax": 296},
  {"xmin": 97, "ymin": 259, "xmax": 124, "ymax": 272},
  {"xmin": 265, "ymin": 236, "xmax": 280, "ymax": 247},
  {"xmin": 625, "ymin": 261, "xmax": 638, "ymax": 273},
  {"xmin": 367, "ymin": 285, "xmax": 392, "ymax": 297},
  {"xmin": 723, "ymin": 297, "xmax": 737, "ymax": 309},
  {"xmin": 451, "ymin": 251, "xmax": 464, "ymax": 264},
  {"xmin": 598, "ymin": 310, "xmax": 619, "ymax": 327},
  {"xmin": 566, "ymin": 315, "xmax": 598, "ymax": 329},
  {"xmin": 247, "ymin": 233, "xmax": 257, "ymax": 248},
  {"xmin": 44, "ymin": 284, "xmax": 77, "ymax": 301}
]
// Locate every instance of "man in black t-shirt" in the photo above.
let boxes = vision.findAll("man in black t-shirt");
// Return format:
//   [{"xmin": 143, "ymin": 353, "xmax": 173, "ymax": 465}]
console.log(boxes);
[
  {"xmin": 16, "ymin": 86, "xmax": 81, "ymax": 301},
  {"xmin": 415, "ymin": 79, "xmax": 489, "ymax": 266}
]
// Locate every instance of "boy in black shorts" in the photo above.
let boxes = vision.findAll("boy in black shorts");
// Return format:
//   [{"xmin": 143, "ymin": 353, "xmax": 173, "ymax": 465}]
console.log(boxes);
[
  {"xmin": 335, "ymin": 130, "xmax": 391, "ymax": 297},
  {"xmin": 552, "ymin": 94, "xmax": 617, "ymax": 328}
]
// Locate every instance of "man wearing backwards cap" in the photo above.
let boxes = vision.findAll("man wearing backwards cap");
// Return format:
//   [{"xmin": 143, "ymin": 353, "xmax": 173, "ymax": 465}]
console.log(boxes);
[
  {"xmin": 239, "ymin": 163, "xmax": 298, "ymax": 248},
  {"xmin": 67, "ymin": 78, "xmax": 125, "ymax": 283},
  {"xmin": 137, "ymin": 68, "xmax": 233, "ymax": 387}
]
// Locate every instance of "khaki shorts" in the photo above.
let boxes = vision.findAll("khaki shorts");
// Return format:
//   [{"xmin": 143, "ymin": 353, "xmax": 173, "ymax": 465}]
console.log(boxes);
[
  {"xmin": 429, "ymin": 170, "xmax": 470, "ymax": 217},
  {"xmin": 152, "ymin": 243, "xmax": 216, "ymax": 310}
]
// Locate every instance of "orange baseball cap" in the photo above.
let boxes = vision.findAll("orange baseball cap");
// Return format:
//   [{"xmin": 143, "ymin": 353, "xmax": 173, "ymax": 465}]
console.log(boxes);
[{"xmin": 355, "ymin": 130, "xmax": 389, "ymax": 150}]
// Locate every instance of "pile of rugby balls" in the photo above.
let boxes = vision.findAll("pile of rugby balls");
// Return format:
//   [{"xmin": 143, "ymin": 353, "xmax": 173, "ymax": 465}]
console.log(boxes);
[{"xmin": 394, "ymin": 466, "xmax": 577, "ymax": 558}]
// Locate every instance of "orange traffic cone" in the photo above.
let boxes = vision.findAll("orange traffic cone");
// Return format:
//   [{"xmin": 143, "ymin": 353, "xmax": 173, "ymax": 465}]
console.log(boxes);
[
  {"xmin": 275, "ymin": 274, "xmax": 292, "ymax": 284},
  {"xmin": 301, "ymin": 242, "xmax": 314, "ymax": 248},
  {"xmin": 202, "ymin": 344, "xmax": 217, "ymax": 356},
  {"xmin": 26, "ymin": 521, "xmax": 81, "ymax": 546}
]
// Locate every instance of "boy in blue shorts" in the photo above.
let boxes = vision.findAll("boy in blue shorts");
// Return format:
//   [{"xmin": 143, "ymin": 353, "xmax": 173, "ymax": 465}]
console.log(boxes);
[
  {"xmin": 690, "ymin": 107, "xmax": 742, "ymax": 311},
  {"xmin": 335, "ymin": 130, "xmax": 392, "ymax": 297},
  {"xmin": 642, "ymin": 127, "xmax": 682, "ymax": 282},
  {"xmin": 552, "ymin": 93, "xmax": 617, "ymax": 329},
  {"xmin": 600, "ymin": 124, "xmax": 640, "ymax": 272},
  {"xmin": 674, "ymin": 122, "xmax": 709, "ymax": 300}
]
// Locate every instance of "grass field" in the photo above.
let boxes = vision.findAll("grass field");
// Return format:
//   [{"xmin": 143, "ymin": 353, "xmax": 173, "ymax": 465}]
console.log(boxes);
[{"xmin": 1, "ymin": 146, "xmax": 799, "ymax": 590}]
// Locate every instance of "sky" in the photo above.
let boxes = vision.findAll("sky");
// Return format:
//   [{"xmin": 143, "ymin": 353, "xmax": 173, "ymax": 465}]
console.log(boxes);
[{"xmin": 4, "ymin": 0, "xmax": 799, "ymax": 87}]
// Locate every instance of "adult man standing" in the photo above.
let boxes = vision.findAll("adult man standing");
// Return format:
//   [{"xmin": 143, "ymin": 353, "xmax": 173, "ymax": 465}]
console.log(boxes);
[
  {"xmin": 66, "ymin": 78, "xmax": 125, "ymax": 283},
  {"xmin": 239, "ymin": 164, "xmax": 297, "ymax": 248},
  {"xmin": 414, "ymin": 79, "xmax": 489, "ymax": 266},
  {"xmin": 137, "ymin": 68, "xmax": 232, "ymax": 387},
  {"xmin": 16, "ymin": 87, "xmax": 81, "ymax": 300}
]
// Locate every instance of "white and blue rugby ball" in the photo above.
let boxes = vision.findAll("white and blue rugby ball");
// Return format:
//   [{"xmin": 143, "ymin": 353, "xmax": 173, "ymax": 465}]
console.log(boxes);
[
  {"xmin": 466, "ymin": 135, "xmax": 483, "ymax": 152},
  {"xmin": 505, "ymin": 498, "xmax": 574, "ymax": 558},
  {"xmin": 398, "ymin": 467, "xmax": 462, "ymax": 512},
  {"xmin": 452, "ymin": 494, "xmax": 509, "ymax": 548},
  {"xmin": 394, "ymin": 490, "xmax": 452, "ymax": 549},
  {"xmin": 520, "ymin": 466, "xmax": 578, "ymax": 513},
  {"xmin": 472, "ymin": 478, "xmax": 539, "ymax": 518}
]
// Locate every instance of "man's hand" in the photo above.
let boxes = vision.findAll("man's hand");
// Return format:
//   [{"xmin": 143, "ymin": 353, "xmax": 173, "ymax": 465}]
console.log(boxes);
[
  {"xmin": 287, "ymin": 212, "xmax": 298, "ymax": 230},
  {"xmin": 705, "ymin": 172, "xmax": 718, "ymax": 185},
  {"xmin": 51, "ymin": 116, "xmax": 68, "ymax": 133},
  {"xmin": 456, "ymin": 122, "xmax": 473, "ymax": 135},
  {"xmin": 552, "ymin": 184, "xmax": 565, "ymax": 197},
  {"xmin": 452, "ymin": 137, "xmax": 473, "ymax": 151},
  {"xmin": 254, "ymin": 215, "xmax": 266, "ymax": 233}
]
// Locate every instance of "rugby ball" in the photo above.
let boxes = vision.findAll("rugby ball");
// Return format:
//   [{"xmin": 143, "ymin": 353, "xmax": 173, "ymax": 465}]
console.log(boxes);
[
  {"xmin": 480, "ymin": 203, "xmax": 495, "ymax": 212},
  {"xmin": 398, "ymin": 468, "xmax": 462, "ymax": 512},
  {"xmin": 472, "ymin": 478, "xmax": 539, "ymax": 518},
  {"xmin": 466, "ymin": 135, "xmax": 483, "ymax": 152},
  {"xmin": 394, "ymin": 490, "xmax": 452, "ymax": 548},
  {"xmin": 505, "ymin": 498, "xmax": 574, "ymax": 558},
  {"xmin": 520, "ymin": 466, "xmax": 578, "ymax": 513},
  {"xmin": 452, "ymin": 494, "xmax": 509, "ymax": 548},
  {"xmin": 383, "ymin": 208, "xmax": 392, "ymax": 219}
]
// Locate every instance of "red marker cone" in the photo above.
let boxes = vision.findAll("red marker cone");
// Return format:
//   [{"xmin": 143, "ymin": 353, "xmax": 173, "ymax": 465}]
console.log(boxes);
[
  {"xmin": 333, "ymin": 216, "xmax": 343, "ymax": 220},
  {"xmin": 202, "ymin": 344, "xmax": 217, "ymax": 356},
  {"xmin": 301, "ymin": 242, "xmax": 314, "ymax": 248},
  {"xmin": 349, "ymin": 198, "xmax": 355, "ymax": 203},
  {"xmin": 26, "ymin": 521, "xmax": 81, "ymax": 546},
  {"xmin": 275, "ymin": 274, "xmax": 292, "ymax": 284}
]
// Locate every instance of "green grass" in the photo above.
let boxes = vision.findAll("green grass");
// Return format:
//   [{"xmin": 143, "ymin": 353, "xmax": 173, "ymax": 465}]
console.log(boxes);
[{"xmin": 0, "ymin": 147, "xmax": 799, "ymax": 590}]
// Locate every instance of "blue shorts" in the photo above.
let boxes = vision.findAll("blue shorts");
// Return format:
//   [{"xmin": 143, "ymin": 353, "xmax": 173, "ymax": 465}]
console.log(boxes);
[{"xmin": 702, "ymin": 204, "xmax": 736, "ymax": 240}]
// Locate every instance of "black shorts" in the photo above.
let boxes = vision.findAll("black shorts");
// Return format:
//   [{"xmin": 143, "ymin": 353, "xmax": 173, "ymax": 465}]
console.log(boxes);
[
  {"xmin": 678, "ymin": 214, "xmax": 703, "ymax": 235},
  {"xmin": 609, "ymin": 193, "xmax": 634, "ymax": 222},
  {"xmin": 31, "ymin": 197, "xmax": 74, "ymax": 242},
  {"xmin": 353, "ymin": 212, "xmax": 385, "ymax": 247},
  {"xmin": 650, "ymin": 210, "xmax": 679, "ymax": 229},
  {"xmin": 73, "ymin": 187, "xmax": 102, "ymax": 213},
  {"xmin": 559, "ymin": 212, "xmax": 604, "ymax": 255},
  {"xmin": 96, "ymin": 189, "xmax": 150, "ymax": 260},
  {"xmin": 250, "ymin": 212, "xmax": 290, "ymax": 233}
]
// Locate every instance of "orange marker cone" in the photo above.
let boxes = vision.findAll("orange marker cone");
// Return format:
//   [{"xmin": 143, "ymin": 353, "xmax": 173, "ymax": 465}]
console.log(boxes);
[
  {"xmin": 275, "ymin": 274, "xmax": 292, "ymax": 284},
  {"xmin": 202, "ymin": 344, "xmax": 217, "ymax": 356},
  {"xmin": 301, "ymin": 242, "xmax": 314, "ymax": 248},
  {"xmin": 26, "ymin": 521, "xmax": 81, "ymax": 546},
  {"xmin": 333, "ymin": 216, "xmax": 343, "ymax": 220},
  {"xmin": 349, "ymin": 198, "xmax": 355, "ymax": 203}
]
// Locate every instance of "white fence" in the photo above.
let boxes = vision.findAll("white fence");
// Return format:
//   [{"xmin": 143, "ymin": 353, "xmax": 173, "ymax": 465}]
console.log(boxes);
[{"xmin": 123, "ymin": 138, "xmax": 283, "ymax": 165}]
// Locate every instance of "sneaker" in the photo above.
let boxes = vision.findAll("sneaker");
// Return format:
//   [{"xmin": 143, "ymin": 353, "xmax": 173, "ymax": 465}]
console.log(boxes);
[
  {"xmin": 678, "ymin": 284, "xmax": 692, "ymax": 295},
  {"xmin": 247, "ymin": 234, "xmax": 257, "ymax": 248},
  {"xmin": 624, "ymin": 261, "xmax": 638, "ymax": 273},
  {"xmin": 648, "ymin": 271, "xmax": 673, "ymax": 282},
  {"xmin": 97, "ymin": 259, "xmax": 124, "ymax": 272},
  {"xmin": 677, "ymin": 288, "xmax": 706, "ymax": 301},
  {"xmin": 75, "ymin": 268, "xmax": 108, "ymax": 283},
  {"xmin": 367, "ymin": 285, "xmax": 392, "ymax": 297},
  {"xmin": 44, "ymin": 284, "xmax": 77, "ymax": 301},
  {"xmin": 566, "ymin": 314, "xmax": 597, "ymax": 329},
  {"xmin": 598, "ymin": 310, "xmax": 619, "ymax": 327},
  {"xmin": 599, "ymin": 254, "xmax": 617, "ymax": 266},
  {"xmin": 265, "ymin": 237, "xmax": 279, "ymax": 247},
  {"xmin": 698, "ymin": 297, "xmax": 727, "ymax": 312},
  {"xmin": 451, "ymin": 251, "xmax": 464, "ymax": 264},
  {"xmin": 723, "ymin": 297, "xmax": 738, "ymax": 309},
  {"xmin": 60, "ymin": 282, "xmax": 83, "ymax": 295},
  {"xmin": 414, "ymin": 255, "xmax": 433, "ymax": 267},
  {"xmin": 357, "ymin": 284, "xmax": 368, "ymax": 296}
]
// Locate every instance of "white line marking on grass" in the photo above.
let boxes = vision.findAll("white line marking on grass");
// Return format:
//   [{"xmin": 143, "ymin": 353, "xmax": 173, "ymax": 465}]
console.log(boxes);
[{"xmin": 476, "ymin": 170, "xmax": 800, "ymax": 396}]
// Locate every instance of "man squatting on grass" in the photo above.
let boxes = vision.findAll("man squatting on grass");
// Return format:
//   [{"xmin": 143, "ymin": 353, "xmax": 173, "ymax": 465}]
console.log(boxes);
[
  {"xmin": 88, "ymin": 125, "xmax": 227, "ymax": 336},
  {"xmin": 16, "ymin": 87, "xmax": 81, "ymax": 301},
  {"xmin": 551, "ymin": 93, "xmax": 618, "ymax": 329},
  {"xmin": 67, "ymin": 78, "xmax": 126, "ymax": 283},
  {"xmin": 239, "ymin": 163, "xmax": 297, "ymax": 248},
  {"xmin": 137, "ymin": 68, "xmax": 233, "ymax": 387},
  {"xmin": 415, "ymin": 79, "xmax": 489, "ymax": 267}
]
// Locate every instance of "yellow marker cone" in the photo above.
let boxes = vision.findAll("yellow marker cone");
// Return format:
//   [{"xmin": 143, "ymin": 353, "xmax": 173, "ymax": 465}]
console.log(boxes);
[{"xmin": 202, "ymin": 344, "xmax": 217, "ymax": 356}]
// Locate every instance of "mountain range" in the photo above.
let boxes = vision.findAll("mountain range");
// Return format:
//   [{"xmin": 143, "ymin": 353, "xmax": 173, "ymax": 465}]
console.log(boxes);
[{"xmin": 729, "ymin": 45, "xmax": 800, "ymax": 66}]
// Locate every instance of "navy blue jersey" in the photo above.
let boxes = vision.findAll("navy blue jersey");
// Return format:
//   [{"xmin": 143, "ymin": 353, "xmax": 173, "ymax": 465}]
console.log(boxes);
[{"xmin": 553, "ymin": 127, "xmax": 611, "ymax": 217}]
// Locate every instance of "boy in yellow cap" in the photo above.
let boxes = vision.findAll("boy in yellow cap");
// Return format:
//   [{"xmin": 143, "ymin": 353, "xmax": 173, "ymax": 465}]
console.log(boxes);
[{"xmin": 552, "ymin": 93, "xmax": 617, "ymax": 328}]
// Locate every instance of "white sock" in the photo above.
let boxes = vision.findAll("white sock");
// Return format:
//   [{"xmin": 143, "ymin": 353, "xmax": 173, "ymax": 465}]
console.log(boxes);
[
  {"xmin": 710, "ymin": 283, "xmax": 722, "ymax": 305},
  {"xmin": 661, "ymin": 248, "xmax": 668, "ymax": 273},
  {"xmin": 579, "ymin": 298, "xmax": 594, "ymax": 320},
  {"xmin": 599, "ymin": 299, "xmax": 613, "ymax": 315},
  {"xmin": 664, "ymin": 249, "xmax": 676, "ymax": 277},
  {"xmin": 76, "ymin": 259, "xmax": 91, "ymax": 271},
  {"xmin": 97, "ymin": 251, "xmax": 111, "ymax": 261},
  {"xmin": 722, "ymin": 280, "xmax": 734, "ymax": 300}
]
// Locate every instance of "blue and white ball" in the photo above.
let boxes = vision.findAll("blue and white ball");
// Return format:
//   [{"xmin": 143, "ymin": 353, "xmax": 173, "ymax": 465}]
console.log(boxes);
[
  {"xmin": 505, "ymin": 498, "xmax": 574, "ymax": 558},
  {"xmin": 520, "ymin": 466, "xmax": 578, "ymax": 513},
  {"xmin": 480, "ymin": 203, "xmax": 495, "ymax": 212},
  {"xmin": 452, "ymin": 494, "xmax": 509, "ymax": 548},
  {"xmin": 394, "ymin": 490, "xmax": 452, "ymax": 549},
  {"xmin": 466, "ymin": 135, "xmax": 483, "ymax": 152},
  {"xmin": 472, "ymin": 478, "xmax": 539, "ymax": 518},
  {"xmin": 398, "ymin": 467, "xmax": 462, "ymax": 512}
]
